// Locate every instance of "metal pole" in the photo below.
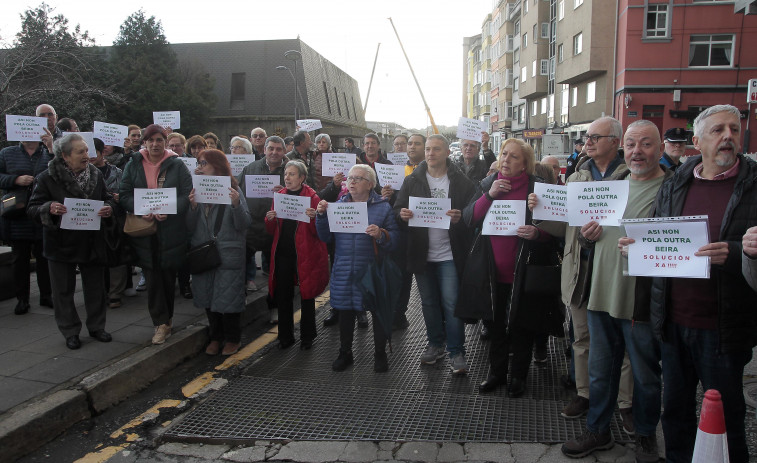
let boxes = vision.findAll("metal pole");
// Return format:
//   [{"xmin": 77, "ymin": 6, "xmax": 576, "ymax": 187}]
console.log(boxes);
[
  {"xmin": 364, "ymin": 43, "xmax": 381, "ymax": 113},
  {"xmin": 388, "ymin": 17, "xmax": 439, "ymax": 134},
  {"xmin": 745, "ymin": 102, "xmax": 752, "ymax": 154}
]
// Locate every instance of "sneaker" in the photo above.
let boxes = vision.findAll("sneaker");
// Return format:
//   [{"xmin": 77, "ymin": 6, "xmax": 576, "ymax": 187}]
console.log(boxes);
[
  {"xmin": 420, "ymin": 345, "xmax": 446, "ymax": 365},
  {"xmin": 449, "ymin": 353, "xmax": 469, "ymax": 375},
  {"xmin": 123, "ymin": 288, "xmax": 138, "ymax": 297},
  {"xmin": 634, "ymin": 434, "xmax": 659, "ymax": 463},
  {"xmin": 561, "ymin": 429, "xmax": 614, "ymax": 458},
  {"xmin": 533, "ymin": 342, "xmax": 548, "ymax": 363},
  {"xmin": 619, "ymin": 407, "xmax": 634, "ymax": 435},
  {"xmin": 561, "ymin": 396, "xmax": 590, "ymax": 419},
  {"xmin": 151, "ymin": 324, "xmax": 171, "ymax": 345},
  {"xmin": 246, "ymin": 280, "xmax": 258, "ymax": 292},
  {"xmin": 108, "ymin": 298, "xmax": 122, "ymax": 309},
  {"xmin": 269, "ymin": 308, "xmax": 278, "ymax": 324},
  {"xmin": 136, "ymin": 275, "xmax": 147, "ymax": 291}
]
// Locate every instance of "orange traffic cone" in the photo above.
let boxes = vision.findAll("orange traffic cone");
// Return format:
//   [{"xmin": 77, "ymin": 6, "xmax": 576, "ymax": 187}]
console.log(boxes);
[{"xmin": 692, "ymin": 389, "xmax": 729, "ymax": 463}]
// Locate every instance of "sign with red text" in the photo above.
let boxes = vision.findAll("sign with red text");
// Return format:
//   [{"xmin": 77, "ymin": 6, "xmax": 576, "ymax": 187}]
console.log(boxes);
[
  {"xmin": 326, "ymin": 202, "xmax": 368, "ymax": 233},
  {"xmin": 153, "ymin": 111, "xmax": 180, "ymax": 130},
  {"xmin": 532, "ymin": 182, "xmax": 568, "ymax": 221},
  {"xmin": 274, "ymin": 192, "xmax": 311, "ymax": 222},
  {"xmin": 322, "ymin": 153, "xmax": 356, "ymax": 177},
  {"xmin": 93, "ymin": 121, "xmax": 129, "ymax": 147},
  {"xmin": 244, "ymin": 175, "xmax": 280, "ymax": 198},
  {"xmin": 193, "ymin": 175, "xmax": 232, "ymax": 205},
  {"xmin": 60, "ymin": 198, "xmax": 103, "ymax": 230},
  {"xmin": 749, "ymin": 79, "xmax": 757, "ymax": 104},
  {"xmin": 482, "ymin": 200, "xmax": 526, "ymax": 236},
  {"xmin": 5, "ymin": 115, "xmax": 47, "ymax": 142},
  {"xmin": 375, "ymin": 163, "xmax": 406, "ymax": 190},
  {"xmin": 408, "ymin": 196, "xmax": 452, "ymax": 230},
  {"xmin": 134, "ymin": 188, "xmax": 177, "ymax": 215},
  {"xmin": 567, "ymin": 181, "xmax": 629, "ymax": 226},
  {"xmin": 622, "ymin": 216, "xmax": 710, "ymax": 278},
  {"xmin": 456, "ymin": 117, "xmax": 487, "ymax": 142}
]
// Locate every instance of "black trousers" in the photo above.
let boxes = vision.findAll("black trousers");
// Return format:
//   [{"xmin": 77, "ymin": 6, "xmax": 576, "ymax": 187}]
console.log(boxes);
[
  {"xmin": 274, "ymin": 252, "xmax": 316, "ymax": 344},
  {"xmin": 338, "ymin": 310, "xmax": 387, "ymax": 354},
  {"xmin": 144, "ymin": 264, "xmax": 176, "ymax": 326},
  {"xmin": 48, "ymin": 260, "xmax": 106, "ymax": 337},
  {"xmin": 11, "ymin": 239, "xmax": 51, "ymax": 302},
  {"xmin": 489, "ymin": 282, "xmax": 534, "ymax": 381},
  {"xmin": 205, "ymin": 309, "xmax": 241, "ymax": 343}
]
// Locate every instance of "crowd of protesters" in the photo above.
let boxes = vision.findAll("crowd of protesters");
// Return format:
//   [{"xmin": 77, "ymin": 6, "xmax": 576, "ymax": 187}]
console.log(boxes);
[{"xmin": 1, "ymin": 103, "xmax": 756, "ymax": 462}]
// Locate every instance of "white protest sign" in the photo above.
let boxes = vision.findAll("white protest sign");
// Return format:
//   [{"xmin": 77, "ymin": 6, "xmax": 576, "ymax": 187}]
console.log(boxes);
[
  {"xmin": 5, "ymin": 115, "xmax": 47, "ymax": 142},
  {"xmin": 179, "ymin": 157, "xmax": 197, "ymax": 173},
  {"xmin": 567, "ymin": 180, "xmax": 629, "ymax": 226},
  {"xmin": 482, "ymin": 200, "xmax": 527, "ymax": 236},
  {"xmin": 245, "ymin": 175, "xmax": 280, "ymax": 198},
  {"xmin": 62, "ymin": 131, "xmax": 96, "ymax": 158},
  {"xmin": 153, "ymin": 111, "xmax": 180, "ymax": 129},
  {"xmin": 326, "ymin": 202, "xmax": 369, "ymax": 233},
  {"xmin": 60, "ymin": 198, "xmax": 104, "ymax": 231},
  {"xmin": 322, "ymin": 153, "xmax": 356, "ymax": 177},
  {"xmin": 134, "ymin": 188, "xmax": 177, "ymax": 215},
  {"xmin": 622, "ymin": 216, "xmax": 710, "ymax": 279},
  {"xmin": 456, "ymin": 117, "xmax": 488, "ymax": 143},
  {"xmin": 387, "ymin": 152, "xmax": 409, "ymax": 166},
  {"xmin": 192, "ymin": 175, "xmax": 232, "ymax": 205},
  {"xmin": 296, "ymin": 119, "xmax": 322, "ymax": 131},
  {"xmin": 532, "ymin": 182, "xmax": 569, "ymax": 222},
  {"xmin": 408, "ymin": 196, "xmax": 452, "ymax": 230},
  {"xmin": 93, "ymin": 121, "xmax": 129, "ymax": 146},
  {"xmin": 226, "ymin": 155, "xmax": 255, "ymax": 176},
  {"xmin": 375, "ymin": 163, "xmax": 406, "ymax": 190},
  {"xmin": 274, "ymin": 192, "xmax": 311, "ymax": 223}
]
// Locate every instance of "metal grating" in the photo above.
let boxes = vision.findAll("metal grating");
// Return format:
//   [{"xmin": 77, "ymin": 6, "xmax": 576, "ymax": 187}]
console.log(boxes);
[{"xmin": 165, "ymin": 285, "xmax": 633, "ymax": 444}]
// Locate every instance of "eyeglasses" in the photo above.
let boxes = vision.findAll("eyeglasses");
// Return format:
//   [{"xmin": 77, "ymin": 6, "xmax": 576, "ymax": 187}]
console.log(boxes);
[
  {"xmin": 462, "ymin": 143, "xmax": 478, "ymax": 149},
  {"xmin": 230, "ymin": 145, "xmax": 246, "ymax": 151},
  {"xmin": 582, "ymin": 134, "xmax": 615, "ymax": 144},
  {"xmin": 38, "ymin": 112, "xmax": 55, "ymax": 117},
  {"xmin": 346, "ymin": 176, "xmax": 368, "ymax": 183},
  {"xmin": 197, "ymin": 160, "xmax": 208, "ymax": 167},
  {"xmin": 251, "ymin": 134, "xmax": 266, "ymax": 138}
]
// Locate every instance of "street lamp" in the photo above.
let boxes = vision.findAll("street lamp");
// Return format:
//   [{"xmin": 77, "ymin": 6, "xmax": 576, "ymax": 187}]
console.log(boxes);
[
  {"xmin": 284, "ymin": 50, "xmax": 302, "ymax": 123},
  {"xmin": 276, "ymin": 65, "xmax": 297, "ymax": 123}
]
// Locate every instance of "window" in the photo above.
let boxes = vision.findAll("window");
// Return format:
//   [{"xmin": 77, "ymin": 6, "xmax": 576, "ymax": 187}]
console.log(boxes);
[
  {"xmin": 548, "ymin": 94, "xmax": 554, "ymax": 118},
  {"xmin": 587, "ymin": 81, "xmax": 596, "ymax": 103},
  {"xmin": 334, "ymin": 87, "xmax": 342, "ymax": 116},
  {"xmin": 323, "ymin": 82, "xmax": 332, "ymax": 113},
  {"xmin": 646, "ymin": 4, "xmax": 669, "ymax": 38},
  {"xmin": 507, "ymin": 35, "xmax": 514, "ymax": 52},
  {"xmin": 559, "ymin": 0, "xmax": 565, "ymax": 20},
  {"xmin": 522, "ymin": 66, "xmax": 527, "ymax": 82},
  {"xmin": 572, "ymin": 87, "xmax": 578, "ymax": 107},
  {"xmin": 573, "ymin": 32, "xmax": 583, "ymax": 55},
  {"xmin": 541, "ymin": 23, "xmax": 549, "ymax": 39},
  {"xmin": 525, "ymin": 0, "xmax": 529, "ymax": 13},
  {"xmin": 533, "ymin": 24, "xmax": 538, "ymax": 44},
  {"xmin": 689, "ymin": 34, "xmax": 734, "ymax": 67},
  {"xmin": 506, "ymin": 102, "xmax": 514, "ymax": 119},
  {"xmin": 230, "ymin": 73, "xmax": 245, "ymax": 110},
  {"xmin": 561, "ymin": 86, "xmax": 569, "ymax": 115},
  {"xmin": 518, "ymin": 104, "xmax": 525, "ymax": 123},
  {"xmin": 558, "ymin": 43, "xmax": 564, "ymax": 62},
  {"xmin": 541, "ymin": 98, "xmax": 547, "ymax": 114},
  {"xmin": 344, "ymin": 93, "xmax": 350, "ymax": 119},
  {"xmin": 523, "ymin": 33, "xmax": 528, "ymax": 48},
  {"xmin": 540, "ymin": 59, "xmax": 549, "ymax": 75},
  {"xmin": 505, "ymin": 69, "xmax": 513, "ymax": 87},
  {"xmin": 532, "ymin": 101, "xmax": 538, "ymax": 116},
  {"xmin": 514, "ymin": 48, "xmax": 520, "ymax": 63},
  {"xmin": 514, "ymin": 76, "xmax": 519, "ymax": 92},
  {"xmin": 352, "ymin": 97, "xmax": 358, "ymax": 120},
  {"xmin": 532, "ymin": 60, "xmax": 537, "ymax": 77},
  {"xmin": 574, "ymin": 0, "xmax": 583, "ymax": 8},
  {"xmin": 514, "ymin": 19, "xmax": 521, "ymax": 35}
]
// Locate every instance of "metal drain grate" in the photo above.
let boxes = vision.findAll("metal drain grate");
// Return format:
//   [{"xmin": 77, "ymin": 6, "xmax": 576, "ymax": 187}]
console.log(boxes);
[{"xmin": 165, "ymin": 285, "xmax": 633, "ymax": 444}]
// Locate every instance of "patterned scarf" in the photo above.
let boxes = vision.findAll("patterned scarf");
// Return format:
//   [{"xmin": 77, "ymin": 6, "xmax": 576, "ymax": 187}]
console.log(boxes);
[{"xmin": 64, "ymin": 163, "xmax": 91, "ymax": 193}]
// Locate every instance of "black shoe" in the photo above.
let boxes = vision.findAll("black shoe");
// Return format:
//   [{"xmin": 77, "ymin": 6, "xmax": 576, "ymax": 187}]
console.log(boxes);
[
  {"xmin": 374, "ymin": 351, "xmax": 388, "ymax": 373},
  {"xmin": 89, "ymin": 330, "xmax": 112, "ymax": 343},
  {"xmin": 181, "ymin": 286, "xmax": 193, "ymax": 299},
  {"xmin": 332, "ymin": 349, "xmax": 354, "ymax": 371},
  {"xmin": 392, "ymin": 313, "xmax": 409, "ymax": 331},
  {"xmin": 279, "ymin": 339, "xmax": 295, "ymax": 349},
  {"xmin": 533, "ymin": 342, "xmax": 548, "ymax": 363},
  {"xmin": 66, "ymin": 335, "xmax": 81, "ymax": 350},
  {"xmin": 39, "ymin": 296, "xmax": 53, "ymax": 308},
  {"xmin": 323, "ymin": 309, "xmax": 339, "ymax": 327},
  {"xmin": 357, "ymin": 312, "xmax": 369, "ymax": 329},
  {"xmin": 480, "ymin": 323, "xmax": 491, "ymax": 340},
  {"xmin": 479, "ymin": 374, "xmax": 505, "ymax": 393},
  {"xmin": 560, "ymin": 374, "xmax": 577, "ymax": 390},
  {"xmin": 508, "ymin": 377, "xmax": 526, "ymax": 398},
  {"xmin": 14, "ymin": 299, "xmax": 30, "ymax": 315},
  {"xmin": 300, "ymin": 339, "xmax": 313, "ymax": 350}
]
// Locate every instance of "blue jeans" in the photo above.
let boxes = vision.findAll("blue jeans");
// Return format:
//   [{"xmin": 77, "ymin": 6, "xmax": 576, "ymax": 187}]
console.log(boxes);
[
  {"xmin": 661, "ymin": 322, "xmax": 751, "ymax": 463},
  {"xmin": 414, "ymin": 260, "xmax": 465, "ymax": 358},
  {"xmin": 586, "ymin": 310, "xmax": 661, "ymax": 437}
]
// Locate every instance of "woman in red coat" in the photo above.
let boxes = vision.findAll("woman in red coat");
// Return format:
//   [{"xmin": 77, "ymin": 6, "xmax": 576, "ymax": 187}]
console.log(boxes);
[{"xmin": 265, "ymin": 160, "xmax": 329, "ymax": 350}]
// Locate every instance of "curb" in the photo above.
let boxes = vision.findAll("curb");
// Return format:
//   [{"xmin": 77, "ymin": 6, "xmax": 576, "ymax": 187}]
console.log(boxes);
[{"xmin": 0, "ymin": 288, "xmax": 271, "ymax": 462}]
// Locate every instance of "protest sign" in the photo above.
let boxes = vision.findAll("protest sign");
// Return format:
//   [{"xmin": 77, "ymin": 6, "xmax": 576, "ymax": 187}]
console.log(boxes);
[
  {"xmin": 274, "ymin": 192, "xmax": 311, "ymax": 222},
  {"xmin": 244, "ymin": 175, "xmax": 280, "ymax": 198},
  {"xmin": 387, "ymin": 152, "xmax": 409, "ymax": 166},
  {"xmin": 60, "ymin": 198, "xmax": 103, "ymax": 231},
  {"xmin": 93, "ymin": 121, "xmax": 129, "ymax": 146},
  {"xmin": 179, "ymin": 157, "xmax": 197, "ymax": 173},
  {"xmin": 456, "ymin": 117, "xmax": 487, "ymax": 143},
  {"xmin": 226, "ymin": 155, "xmax": 255, "ymax": 176},
  {"xmin": 134, "ymin": 188, "xmax": 177, "ymax": 215},
  {"xmin": 322, "ymin": 153, "xmax": 356, "ymax": 177},
  {"xmin": 153, "ymin": 111, "xmax": 180, "ymax": 129},
  {"xmin": 408, "ymin": 196, "xmax": 452, "ymax": 229},
  {"xmin": 532, "ymin": 182, "xmax": 568, "ymax": 222},
  {"xmin": 567, "ymin": 180, "xmax": 629, "ymax": 226},
  {"xmin": 482, "ymin": 200, "xmax": 526, "ymax": 236},
  {"xmin": 326, "ymin": 202, "xmax": 368, "ymax": 233},
  {"xmin": 5, "ymin": 115, "xmax": 47, "ymax": 142},
  {"xmin": 192, "ymin": 175, "xmax": 232, "ymax": 204},
  {"xmin": 296, "ymin": 119, "xmax": 322, "ymax": 131},
  {"xmin": 375, "ymin": 163, "xmax": 406, "ymax": 190}
]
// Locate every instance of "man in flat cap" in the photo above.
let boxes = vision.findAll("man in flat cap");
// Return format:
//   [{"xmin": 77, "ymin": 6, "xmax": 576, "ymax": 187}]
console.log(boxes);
[{"xmin": 660, "ymin": 127, "xmax": 688, "ymax": 171}]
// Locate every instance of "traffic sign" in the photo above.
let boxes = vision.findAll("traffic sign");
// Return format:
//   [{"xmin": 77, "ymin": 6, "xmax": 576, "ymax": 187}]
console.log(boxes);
[{"xmin": 748, "ymin": 79, "xmax": 757, "ymax": 103}]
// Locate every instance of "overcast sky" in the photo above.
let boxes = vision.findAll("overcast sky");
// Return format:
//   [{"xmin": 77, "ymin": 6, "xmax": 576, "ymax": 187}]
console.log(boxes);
[{"xmin": 2, "ymin": 0, "xmax": 495, "ymax": 130}]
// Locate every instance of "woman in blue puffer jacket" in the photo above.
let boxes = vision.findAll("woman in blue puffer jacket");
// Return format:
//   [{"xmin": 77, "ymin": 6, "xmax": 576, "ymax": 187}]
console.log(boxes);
[{"xmin": 316, "ymin": 164, "xmax": 399, "ymax": 373}]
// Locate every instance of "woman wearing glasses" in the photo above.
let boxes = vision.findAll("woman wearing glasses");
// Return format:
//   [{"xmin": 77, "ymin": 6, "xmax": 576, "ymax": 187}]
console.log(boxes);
[
  {"xmin": 315, "ymin": 165, "xmax": 399, "ymax": 372},
  {"xmin": 229, "ymin": 137, "xmax": 253, "ymax": 155},
  {"xmin": 265, "ymin": 160, "xmax": 329, "ymax": 350}
]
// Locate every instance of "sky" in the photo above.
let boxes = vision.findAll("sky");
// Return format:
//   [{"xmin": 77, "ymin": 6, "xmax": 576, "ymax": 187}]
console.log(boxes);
[{"xmin": 1, "ymin": 0, "xmax": 496, "ymax": 130}]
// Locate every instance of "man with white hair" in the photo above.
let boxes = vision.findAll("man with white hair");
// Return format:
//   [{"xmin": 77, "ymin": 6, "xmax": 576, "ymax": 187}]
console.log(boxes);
[
  {"xmin": 648, "ymin": 104, "xmax": 757, "ymax": 462},
  {"xmin": 36, "ymin": 104, "xmax": 62, "ymax": 140},
  {"xmin": 250, "ymin": 127, "xmax": 267, "ymax": 160}
]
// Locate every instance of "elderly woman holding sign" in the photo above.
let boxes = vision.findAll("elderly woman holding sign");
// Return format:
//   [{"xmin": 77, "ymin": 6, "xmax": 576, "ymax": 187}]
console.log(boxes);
[
  {"xmin": 27, "ymin": 133, "xmax": 116, "ymax": 349},
  {"xmin": 315, "ymin": 164, "xmax": 399, "ymax": 372},
  {"xmin": 119, "ymin": 124, "xmax": 193, "ymax": 345},
  {"xmin": 462, "ymin": 138, "xmax": 558, "ymax": 397},
  {"xmin": 188, "ymin": 149, "xmax": 251, "ymax": 355},
  {"xmin": 265, "ymin": 160, "xmax": 329, "ymax": 350}
]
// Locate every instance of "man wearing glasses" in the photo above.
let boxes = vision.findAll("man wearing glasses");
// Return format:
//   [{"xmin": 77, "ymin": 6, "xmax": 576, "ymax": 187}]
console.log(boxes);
[
  {"xmin": 454, "ymin": 139, "xmax": 489, "ymax": 184},
  {"xmin": 250, "ymin": 127, "xmax": 267, "ymax": 160},
  {"xmin": 36, "ymin": 104, "xmax": 61, "ymax": 140}
]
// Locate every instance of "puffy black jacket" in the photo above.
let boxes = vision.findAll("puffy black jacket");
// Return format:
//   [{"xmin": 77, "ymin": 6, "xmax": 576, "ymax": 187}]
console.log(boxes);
[{"xmin": 650, "ymin": 154, "xmax": 757, "ymax": 353}]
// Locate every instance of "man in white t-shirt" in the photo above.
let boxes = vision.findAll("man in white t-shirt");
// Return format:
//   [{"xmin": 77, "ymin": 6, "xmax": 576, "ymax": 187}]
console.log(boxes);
[{"xmin": 395, "ymin": 134, "xmax": 478, "ymax": 374}]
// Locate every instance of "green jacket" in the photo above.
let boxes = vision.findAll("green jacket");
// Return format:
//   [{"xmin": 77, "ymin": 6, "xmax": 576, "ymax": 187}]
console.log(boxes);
[{"xmin": 119, "ymin": 151, "xmax": 193, "ymax": 270}]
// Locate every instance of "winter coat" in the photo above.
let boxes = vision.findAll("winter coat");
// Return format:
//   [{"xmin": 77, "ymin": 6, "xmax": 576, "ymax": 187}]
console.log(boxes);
[
  {"xmin": 650, "ymin": 154, "xmax": 757, "ymax": 353},
  {"xmin": 118, "ymin": 150, "xmax": 193, "ymax": 270},
  {"xmin": 188, "ymin": 189, "xmax": 252, "ymax": 314},
  {"xmin": 237, "ymin": 157, "xmax": 286, "ymax": 251},
  {"xmin": 26, "ymin": 157, "xmax": 115, "ymax": 265},
  {"xmin": 0, "ymin": 144, "xmax": 53, "ymax": 241},
  {"xmin": 315, "ymin": 191, "xmax": 399, "ymax": 311},
  {"xmin": 265, "ymin": 184, "xmax": 329, "ymax": 300},
  {"xmin": 455, "ymin": 156, "xmax": 490, "ymax": 185},
  {"xmin": 392, "ymin": 159, "xmax": 479, "ymax": 277}
]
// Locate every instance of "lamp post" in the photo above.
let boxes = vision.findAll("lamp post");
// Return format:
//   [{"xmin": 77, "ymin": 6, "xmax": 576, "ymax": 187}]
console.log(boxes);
[
  {"xmin": 284, "ymin": 50, "xmax": 302, "ymax": 124},
  {"xmin": 276, "ymin": 65, "xmax": 297, "ymax": 124}
]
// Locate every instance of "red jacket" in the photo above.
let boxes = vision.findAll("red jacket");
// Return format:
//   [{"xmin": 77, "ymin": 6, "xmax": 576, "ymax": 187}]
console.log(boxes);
[{"xmin": 265, "ymin": 184, "xmax": 329, "ymax": 300}]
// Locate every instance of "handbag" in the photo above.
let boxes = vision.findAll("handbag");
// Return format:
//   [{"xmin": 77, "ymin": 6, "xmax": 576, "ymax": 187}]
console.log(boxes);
[
  {"xmin": 1, "ymin": 187, "xmax": 30, "ymax": 219},
  {"xmin": 523, "ymin": 247, "xmax": 562, "ymax": 295},
  {"xmin": 455, "ymin": 230, "xmax": 496, "ymax": 323},
  {"xmin": 187, "ymin": 205, "xmax": 225, "ymax": 274},
  {"xmin": 123, "ymin": 174, "xmax": 166, "ymax": 237}
]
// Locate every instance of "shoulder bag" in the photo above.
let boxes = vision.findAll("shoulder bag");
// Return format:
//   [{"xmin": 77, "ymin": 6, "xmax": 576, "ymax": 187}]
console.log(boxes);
[
  {"xmin": 187, "ymin": 205, "xmax": 225, "ymax": 274},
  {"xmin": 124, "ymin": 174, "xmax": 165, "ymax": 237}
]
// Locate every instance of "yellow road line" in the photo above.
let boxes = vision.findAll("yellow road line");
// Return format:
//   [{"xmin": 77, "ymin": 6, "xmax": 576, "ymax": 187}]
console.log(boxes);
[
  {"xmin": 109, "ymin": 399, "xmax": 182, "ymax": 439},
  {"xmin": 182, "ymin": 371, "xmax": 217, "ymax": 398}
]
